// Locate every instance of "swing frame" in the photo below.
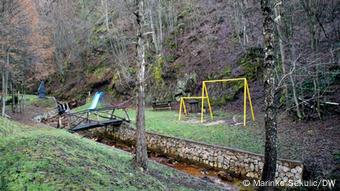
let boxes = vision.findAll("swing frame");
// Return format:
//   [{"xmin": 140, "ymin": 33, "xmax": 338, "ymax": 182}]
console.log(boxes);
[
  {"xmin": 178, "ymin": 96, "xmax": 203, "ymax": 120},
  {"xmin": 200, "ymin": 78, "xmax": 255, "ymax": 126}
]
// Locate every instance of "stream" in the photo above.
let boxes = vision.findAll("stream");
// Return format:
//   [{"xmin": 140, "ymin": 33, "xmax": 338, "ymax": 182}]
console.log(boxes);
[
  {"xmin": 86, "ymin": 134, "xmax": 253, "ymax": 191},
  {"xmin": 41, "ymin": 115, "xmax": 252, "ymax": 190}
]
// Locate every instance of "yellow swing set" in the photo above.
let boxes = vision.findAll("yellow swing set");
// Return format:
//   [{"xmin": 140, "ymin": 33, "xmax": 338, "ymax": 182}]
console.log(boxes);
[{"xmin": 178, "ymin": 78, "xmax": 255, "ymax": 126}]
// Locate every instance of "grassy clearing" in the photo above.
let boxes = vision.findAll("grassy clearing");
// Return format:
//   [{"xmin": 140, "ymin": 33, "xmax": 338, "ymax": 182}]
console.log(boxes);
[
  {"xmin": 122, "ymin": 109, "xmax": 264, "ymax": 154},
  {"xmin": 0, "ymin": 117, "xmax": 223, "ymax": 191},
  {"xmin": 24, "ymin": 95, "xmax": 56, "ymax": 108},
  {"xmin": 72, "ymin": 100, "xmax": 264, "ymax": 154}
]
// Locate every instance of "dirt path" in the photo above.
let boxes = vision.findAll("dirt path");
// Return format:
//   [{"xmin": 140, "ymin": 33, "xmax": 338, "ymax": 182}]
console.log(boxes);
[{"xmin": 8, "ymin": 105, "xmax": 50, "ymax": 126}]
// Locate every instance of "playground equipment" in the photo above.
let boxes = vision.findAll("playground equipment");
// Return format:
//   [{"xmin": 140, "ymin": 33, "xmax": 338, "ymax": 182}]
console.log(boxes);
[
  {"xmin": 88, "ymin": 92, "xmax": 104, "ymax": 110},
  {"xmin": 178, "ymin": 96, "xmax": 203, "ymax": 120},
  {"xmin": 178, "ymin": 78, "xmax": 255, "ymax": 126},
  {"xmin": 201, "ymin": 78, "xmax": 255, "ymax": 126},
  {"xmin": 61, "ymin": 92, "xmax": 130, "ymax": 132}
]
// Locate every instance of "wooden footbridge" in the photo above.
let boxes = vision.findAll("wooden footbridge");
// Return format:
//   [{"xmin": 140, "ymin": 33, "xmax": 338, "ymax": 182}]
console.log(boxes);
[
  {"xmin": 44, "ymin": 92, "xmax": 131, "ymax": 132},
  {"xmin": 64, "ymin": 106, "xmax": 130, "ymax": 132}
]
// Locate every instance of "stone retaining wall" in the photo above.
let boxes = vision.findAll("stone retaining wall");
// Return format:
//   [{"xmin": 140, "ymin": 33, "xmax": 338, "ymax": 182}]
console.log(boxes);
[{"xmin": 102, "ymin": 125, "xmax": 303, "ymax": 184}]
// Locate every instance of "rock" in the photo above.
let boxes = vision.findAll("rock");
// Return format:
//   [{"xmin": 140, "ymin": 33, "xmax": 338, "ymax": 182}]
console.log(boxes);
[
  {"xmin": 250, "ymin": 163, "xmax": 255, "ymax": 171},
  {"xmin": 283, "ymin": 166, "xmax": 289, "ymax": 172},
  {"xmin": 200, "ymin": 169, "xmax": 209, "ymax": 175},
  {"xmin": 217, "ymin": 156, "xmax": 223, "ymax": 163},
  {"xmin": 291, "ymin": 168, "xmax": 297, "ymax": 174},
  {"xmin": 287, "ymin": 172, "xmax": 293, "ymax": 177},
  {"xmin": 240, "ymin": 168, "xmax": 246, "ymax": 175},
  {"xmin": 174, "ymin": 73, "xmax": 198, "ymax": 100},
  {"xmin": 232, "ymin": 66, "xmax": 245, "ymax": 77},
  {"xmin": 259, "ymin": 162, "xmax": 264, "ymax": 168},
  {"xmin": 202, "ymin": 176, "xmax": 223, "ymax": 185},
  {"xmin": 201, "ymin": 176, "xmax": 214, "ymax": 183},
  {"xmin": 296, "ymin": 166, "xmax": 303, "ymax": 173},
  {"xmin": 295, "ymin": 173, "xmax": 301, "ymax": 179},
  {"xmin": 218, "ymin": 171, "xmax": 234, "ymax": 182},
  {"xmin": 246, "ymin": 172, "xmax": 254, "ymax": 178}
]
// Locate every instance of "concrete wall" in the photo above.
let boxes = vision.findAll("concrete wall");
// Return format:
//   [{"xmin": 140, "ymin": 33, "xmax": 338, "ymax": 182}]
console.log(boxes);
[{"xmin": 103, "ymin": 125, "xmax": 303, "ymax": 184}]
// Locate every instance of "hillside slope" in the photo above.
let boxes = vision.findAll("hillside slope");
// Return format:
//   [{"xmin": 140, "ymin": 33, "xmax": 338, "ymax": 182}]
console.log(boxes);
[
  {"xmin": 0, "ymin": 118, "xmax": 226, "ymax": 191},
  {"xmin": 27, "ymin": 0, "xmax": 338, "ymax": 114}
]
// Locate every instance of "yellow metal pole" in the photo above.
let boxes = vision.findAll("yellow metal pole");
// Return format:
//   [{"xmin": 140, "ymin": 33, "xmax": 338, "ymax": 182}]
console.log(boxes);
[
  {"xmin": 203, "ymin": 78, "xmax": 246, "ymax": 83},
  {"xmin": 178, "ymin": 98, "xmax": 183, "ymax": 120},
  {"xmin": 246, "ymin": 80, "xmax": 255, "ymax": 121},
  {"xmin": 204, "ymin": 84, "xmax": 213, "ymax": 120},
  {"xmin": 201, "ymin": 82, "xmax": 205, "ymax": 123},
  {"xmin": 183, "ymin": 99, "xmax": 187, "ymax": 115},
  {"xmin": 182, "ymin": 96, "xmax": 203, "ymax": 99},
  {"xmin": 243, "ymin": 79, "xmax": 247, "ymax": 126},
  {"xmin": 198, "ymin": 78, "xmax": 254, "ymax": 125}
]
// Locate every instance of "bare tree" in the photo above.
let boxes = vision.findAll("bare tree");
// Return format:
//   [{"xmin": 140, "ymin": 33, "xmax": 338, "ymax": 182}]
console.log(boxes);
[
  {"xmin": 134, "ymin": 0, "xmax": 148, "ymax": 170},
  {"xmin": 0, "ymin": 0, "xmax": 29, "ymax": 117}
]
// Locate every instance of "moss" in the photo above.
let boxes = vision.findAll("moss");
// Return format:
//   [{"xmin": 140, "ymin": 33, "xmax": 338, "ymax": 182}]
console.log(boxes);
[
  {"xmin": 237, "ymin": 48, "xmax": 264, "ymax": 80},
  {"xmin": 222, "ymin": 66, "xmax": 232, "ymax": 78},
  {"xmin": 178, "ymin": 6, "xmax": 193, "ymax": 20},
  {"xmin": 165, "ymin": 37, "xmax": 177, "ymax": 51},
  {"xmin": 93, "ymin": 67, "xmax": 108, "ymax": 79},
  {"xmin": 212, "ymin": 80, "xmax": 244, "ymax": 105},
  {"xmin": 173, "ymin": 23, "xmax": 185, "ymax": 35},
  {"xmin": 30, "ymin": 97, "xmax": 56, "ymax": 108},
  {"xmin": 175, "ymin": 73, "xmax": 197, "ymax": 99},
  {"xmin": 153, "ymin": 56, "xmax": 165, "ymax": 86}
]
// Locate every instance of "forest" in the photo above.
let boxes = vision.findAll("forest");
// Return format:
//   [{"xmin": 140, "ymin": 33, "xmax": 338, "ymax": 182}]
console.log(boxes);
[{"xmin": 0, "ymin": 0, "xmax": 339, "ymax": 190}]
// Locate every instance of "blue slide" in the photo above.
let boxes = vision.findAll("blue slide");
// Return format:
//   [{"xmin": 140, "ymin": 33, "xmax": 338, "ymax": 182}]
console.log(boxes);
[{"xmin": 88, "ymin": 92, "xmax": 104, "ymax": 110}]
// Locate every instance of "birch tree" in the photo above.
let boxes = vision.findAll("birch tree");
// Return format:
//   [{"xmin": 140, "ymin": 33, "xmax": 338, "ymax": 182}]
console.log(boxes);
[{"xmin": 260, "ymin": 0, "xmax": 278, "ymax": 189}]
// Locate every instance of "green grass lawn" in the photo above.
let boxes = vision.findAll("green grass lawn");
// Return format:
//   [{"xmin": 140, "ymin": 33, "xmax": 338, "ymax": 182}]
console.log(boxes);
[
  {"xmin": 121, "ymin": 108, "xmax": 265, "ymax": 154},
  {"xmin": 24, "ymin": 95, "xmax": 56, "ymax": 108},
  {"xmin": 0, "ymin": 117, "xmax": 224, "ymax": 191},
  {"xmin": 74, "ymin": 100, "xmax": 264, "ymax": 154}
]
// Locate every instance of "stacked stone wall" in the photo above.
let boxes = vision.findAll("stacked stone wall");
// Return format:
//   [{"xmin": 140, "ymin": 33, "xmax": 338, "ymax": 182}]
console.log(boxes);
[{"xmin": 103, "ymin": 125, "xmax": 303, "ymax": 184}]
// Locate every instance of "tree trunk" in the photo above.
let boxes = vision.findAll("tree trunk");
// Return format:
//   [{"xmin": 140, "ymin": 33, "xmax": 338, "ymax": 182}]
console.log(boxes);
[
  {"xmin": 11, "ymin": 80, "xmax": 14, "ymax": 113},
  {"xmin": 134, "ymin": 0, "xmax": 148, "ymax": 171},
  {"xmin": 149, "ymin": 8, "xmax": 159, "ymax": 54},
  {"xmin": 289, "ymin": 45, "xmax": 303, "ymax": 119},
  {"xmin": 157, "ymin": 0, "xmax": 163, "ymax": 52},
  {"xmin": 101, "ymin": 0, "xmax": 109, "ymax": 31},
  {"xmin": 2, "ymin": 69, "xmax": 6, "ymax": 117},
  {"xmin": 261, "ymin": 0, "xmax": 278, "ymax": 190},
  {"xmin": 274, "ymin": 0, "xmax": 288, "ymax": 103}
]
